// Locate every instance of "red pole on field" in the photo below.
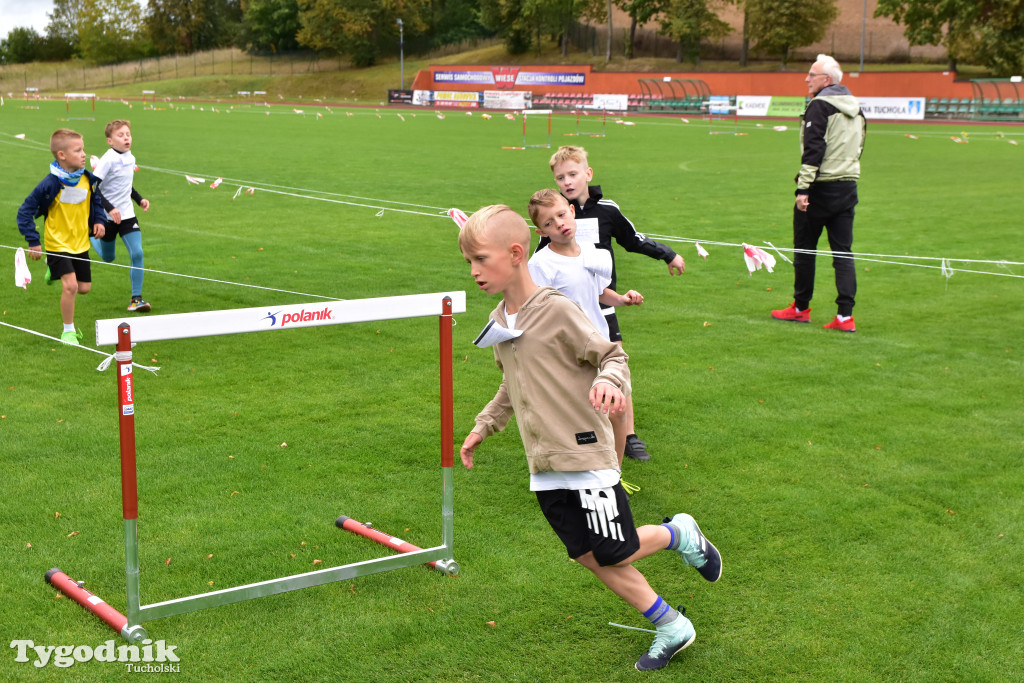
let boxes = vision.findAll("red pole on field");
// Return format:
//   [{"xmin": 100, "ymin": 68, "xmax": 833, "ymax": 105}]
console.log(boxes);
[
  {"xmin": 335, "ymin": 515, "xmax": 446, "ymax": 572},
  {"xmin": 45, "ymin": 569, "xmax": 129, "ymax": 633},
  {"xmin": 440, "ymin": 296, "xmax": 454, "ymax": 470},
  {"xmin": 117, "ymin": 323, "xmax": 139, "ymax": 521}
]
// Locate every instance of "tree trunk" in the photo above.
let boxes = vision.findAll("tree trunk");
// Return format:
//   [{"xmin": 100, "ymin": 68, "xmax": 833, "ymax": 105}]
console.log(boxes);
[
  {"xmin": 740, "ymin": 10, "xmax": 749, "ymax": 67},
  {"xmin": 627, "ymin": 16, "xmax": 637, "ymax": 60},
  {"xmin": 605, "ymin": 0, "xmax": 613, "ymax": 62}
]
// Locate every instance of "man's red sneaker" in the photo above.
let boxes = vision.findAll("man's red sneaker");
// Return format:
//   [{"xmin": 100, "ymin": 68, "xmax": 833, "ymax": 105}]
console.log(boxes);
[
  {"xmin": 771, "ymin": 303, "xmax": 810, "ymax": 323},
  {"xmin": 823, "ymin": 316, "xmax": 856, "ymax": 333}
]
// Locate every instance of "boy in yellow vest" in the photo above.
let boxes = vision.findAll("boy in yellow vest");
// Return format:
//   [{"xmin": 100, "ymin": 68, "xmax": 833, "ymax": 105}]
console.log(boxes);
[{"xmin": 17, "ymin": 128, "xmax": 107, "ymax": 345}]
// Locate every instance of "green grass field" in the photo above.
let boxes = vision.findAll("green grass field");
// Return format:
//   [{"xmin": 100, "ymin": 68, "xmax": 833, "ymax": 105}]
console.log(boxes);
[{"xmin": 1, "ymin": 98, "xmax": 1022, "ymax": 682}]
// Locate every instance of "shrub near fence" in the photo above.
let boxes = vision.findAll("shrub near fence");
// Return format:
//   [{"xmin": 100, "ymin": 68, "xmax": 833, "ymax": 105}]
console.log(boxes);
[{"xmin": 0, "ymin": 49, "xmax": 348, "ymax": 95}]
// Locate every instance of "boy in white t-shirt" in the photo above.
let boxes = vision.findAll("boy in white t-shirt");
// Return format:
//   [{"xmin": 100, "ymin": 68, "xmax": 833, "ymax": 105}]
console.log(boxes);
[
  {"xmin": 91, "ymin": 119, "xmax": 152, "ymax": 312},
  {"xmin": 527, "ymin": 189, "xmax": 643, "ymax": 464}
]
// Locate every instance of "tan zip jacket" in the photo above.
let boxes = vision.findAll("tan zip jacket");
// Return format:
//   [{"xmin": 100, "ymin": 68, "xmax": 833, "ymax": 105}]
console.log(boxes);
[{"xmin": 471, "ymin": 287, "xmax": 631, "ymax": 474}]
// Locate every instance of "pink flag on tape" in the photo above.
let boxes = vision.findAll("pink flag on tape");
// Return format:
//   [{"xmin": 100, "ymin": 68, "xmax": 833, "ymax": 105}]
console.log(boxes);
[
  {"xmin": 742, "ymin": 243, "xmax": 776, "ymax": 274},
  {"xmin": 210, "ymin": 177, "xmax": 223, "ymax": 189},
  {"xmin": 15, "ymin": 133, "xmax": 26, "ymax": 139},
  {"xmin": 90, "ymin": 155, "xmax": 100, "ymax": 169},
  {"xmin": 696, "ymin": 243, "xmax": 709, "ymax": 260},
  {"xmin": 448, "ymin": 208, "xmax": 469, "ymax": 229},
  {"xmin": 15, "ymin": 248, "xmax": 32, "ymax": 288},
  {"xmin": 186, "ymin": 175, "xmax": 205, "ymax": 184}
]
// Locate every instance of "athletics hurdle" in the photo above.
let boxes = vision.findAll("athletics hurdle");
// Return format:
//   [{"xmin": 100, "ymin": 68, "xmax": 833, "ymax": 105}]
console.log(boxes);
[
  {"xmin": 702, "ymin": 96, "xmax": 739, "ymax": 136},
  {"xmin": 565, "ymin": 107, "xmax": 608, "ymax": 138},
  {"xmin": 46, "ymin": 291, "xmax": 465, "ymax": 642},
  {"xmin": 24, "ymin": 87, "xmax": 40, "ymax": 110},
  {"xmin": 502, "ymin": 109, "xmax": 552, "ymax": 150},
  {"xmin": 63, "ymin": 93, "xmax": 97, "ymax": 121}
]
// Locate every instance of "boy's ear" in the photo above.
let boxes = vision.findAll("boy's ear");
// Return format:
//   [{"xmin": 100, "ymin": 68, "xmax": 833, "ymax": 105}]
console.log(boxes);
[{"xmin": 509, "ymin": 242, "xmax": 525, "ymax": 264}]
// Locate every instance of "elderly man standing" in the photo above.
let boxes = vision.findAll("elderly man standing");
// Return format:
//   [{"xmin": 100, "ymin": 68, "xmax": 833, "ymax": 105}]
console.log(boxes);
[{"xmin": 772, "ymin": 53, "xmax": 866, "ymax": 332}]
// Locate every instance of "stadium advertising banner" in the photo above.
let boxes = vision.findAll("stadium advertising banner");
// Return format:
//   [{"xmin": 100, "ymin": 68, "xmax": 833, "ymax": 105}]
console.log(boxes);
[
  {"xmin": 766, "ymin": 97, "xmax": 807, "ymax": 117},
  {"xmin": 592, "ymin": 93, "xmax": 629, "ymax": 111},
  {"xmin": 736, "ymin": 95, "xmax": 771, "ymax": 116},
  {"xmin": 388, "ymin": 89, "xmax": 413, "ymax": 105},
  {"xmin": 858, "ymin": 97, "xmax": 925, "ymax": 120},
  {"xmin": 483, "ymin": 90, "xmax": 532, "ymax": 110},
  {"xmin": 433, "ymin": 91, "xmax": 481, "ymax": 108},
  {"xmin": 433, "ymin": 67, "xmax": 586, "ymax": 90},
  {"xmin": 736, "ymin": 96, "xmax": 806, "ymax": 118}
]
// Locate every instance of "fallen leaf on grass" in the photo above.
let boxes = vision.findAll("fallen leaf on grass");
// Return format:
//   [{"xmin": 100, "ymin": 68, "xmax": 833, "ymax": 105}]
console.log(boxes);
[
  {"xmin": 165, "ymin": 558, "xmax": 172, "ymax": 566},
  {"xmin": 946, "ymin": 509, "xmax": 955, "ymax": 515},
  {"xmin": 230, "ymin": 491, "xmax": 239, "ymax": 497},
  {"xmin": 26, "ymin": 542, "xmax": 32, "ymax": 549},
  {"xmin": 67, "ymin": 531, "xmax": 79, "ymax": 537},
  {"xmin": 55, "ymin": 512, "xmax": 61, "ymax": 519},
  {"xmin": 313, "ymin": 559, "xmax": 322, "ymax": 565},
  {"xmin": 486, "ymin": 621, "xmax": 495, "ymax": 627},
  {"xmin": 207, "ymin": 554, "xmax": 213, "ymax": 559}
]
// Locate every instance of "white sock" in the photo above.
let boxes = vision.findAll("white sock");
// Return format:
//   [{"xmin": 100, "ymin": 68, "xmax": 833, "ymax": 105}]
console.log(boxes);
[
  {"xmin": 837, "ymin": 315, "xmax": 851, "ymax": 322},
  {"xmin": 63, "ymin": 323, "xmax": 75, "ymax": 333}
]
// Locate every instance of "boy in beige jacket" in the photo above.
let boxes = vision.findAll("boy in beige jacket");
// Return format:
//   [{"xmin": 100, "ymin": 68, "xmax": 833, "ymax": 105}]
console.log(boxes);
[{"xmin": 458, "ymin": 205, "xmax": 722, "ymax": 672}]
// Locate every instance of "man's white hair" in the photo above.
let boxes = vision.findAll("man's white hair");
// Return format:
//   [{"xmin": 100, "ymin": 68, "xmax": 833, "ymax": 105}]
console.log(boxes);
[{"xmin": 816, "ymin": 53, "xmax": 843, "ymax": 84}]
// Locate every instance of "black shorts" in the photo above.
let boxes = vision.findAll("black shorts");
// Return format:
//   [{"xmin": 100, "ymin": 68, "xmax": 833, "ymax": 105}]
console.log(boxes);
[
  {"xmin": 46, "ymin": 251, "xmax": 91, "ymax": 283},
  {"xmin": 603, "ymin": 310, "xmax": 622, "ymax": 342},
  {"xmin": 102, "ymin": 216, "xmax": 140, "ymax": 242},
  {"xmin": 536, "ymin": 482, "xmax": 640, "ymax": 566}
]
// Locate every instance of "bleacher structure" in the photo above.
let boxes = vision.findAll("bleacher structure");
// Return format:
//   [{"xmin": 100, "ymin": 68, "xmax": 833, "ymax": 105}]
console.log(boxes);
[
  {"xmin": 636, "ymin": 78, "xmax": 710, "ymax": 113},
  {"xmin": 923, "ymin": 78, "xmax": 1023, "ymax": 121},
  {"xmin": 969, "ymin": 78, "xmax": 1024, "ymax": 120}
]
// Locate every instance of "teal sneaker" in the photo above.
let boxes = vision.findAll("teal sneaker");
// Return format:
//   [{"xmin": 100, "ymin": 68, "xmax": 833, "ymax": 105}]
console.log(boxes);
[
  {"xmin": 60, "ymin": 329, "xmax": 83, "ymax": 346},
  {"xmin": 635, "ymin": 611, "xmax": 695, "ymax": 671},
  {"xmin": 664, "ymin": 513, "xmax": 722, "ymax": 582}
]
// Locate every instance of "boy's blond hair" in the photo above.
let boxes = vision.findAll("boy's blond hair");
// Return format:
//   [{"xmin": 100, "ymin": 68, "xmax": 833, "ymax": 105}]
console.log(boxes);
[
  {"xmin": 549, "ymin": 145, "xmax": 588, "ymax": 171},
  {"xmin": 527, "ymin": 188, "xmax": 569, "ymax": 227},
  {"xmin": 459, "ymin": 205, "xmax": 530, "ymax": 253},
  {"xmin": 49, "ymin": 128, "xmax": 82, "ymax": 159},
  {"xmin": 105, "ymin": 119, "xmax": 131, "ymax": 138}
]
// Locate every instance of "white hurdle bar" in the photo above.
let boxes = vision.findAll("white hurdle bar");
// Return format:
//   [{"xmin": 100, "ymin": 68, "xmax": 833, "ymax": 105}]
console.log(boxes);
[{"xmin": 97, "ymin": 291, "xmax": 466, "ymax": 345}]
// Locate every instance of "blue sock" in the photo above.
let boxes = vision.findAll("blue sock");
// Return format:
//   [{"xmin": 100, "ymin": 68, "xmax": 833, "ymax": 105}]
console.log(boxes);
[
  {"xmin": 643, "ymin": 596, "xmax": 680, "ymax": 628},
  {"xmin": 662, "ymin": 523, "xmax": 680, "ymax": 551},
  {"xmin": 121, "ymin": 231, "xmax": 145, "ymax": 297}
]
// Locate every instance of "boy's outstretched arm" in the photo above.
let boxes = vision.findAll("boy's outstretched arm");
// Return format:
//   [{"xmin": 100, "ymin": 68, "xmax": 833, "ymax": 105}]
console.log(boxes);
[
  {"xmin": 459, "ymin": 432, "xmax": 482, "ymax": 469},
  {"xmin": 599, "ymin": 288, "xmax": 644, "ymax": 307}
]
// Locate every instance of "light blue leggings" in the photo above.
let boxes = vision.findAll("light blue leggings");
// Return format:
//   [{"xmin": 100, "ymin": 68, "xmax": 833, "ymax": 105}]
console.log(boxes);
[{"xmin": 91, "ymin": 230, "xmax": 144, "ymax": 297}]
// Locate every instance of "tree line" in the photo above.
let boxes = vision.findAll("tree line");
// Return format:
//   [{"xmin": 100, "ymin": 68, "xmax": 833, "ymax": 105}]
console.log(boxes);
[{"xmin": 1, "ymin": 0, "xmax": 1021, "ymax": 75}]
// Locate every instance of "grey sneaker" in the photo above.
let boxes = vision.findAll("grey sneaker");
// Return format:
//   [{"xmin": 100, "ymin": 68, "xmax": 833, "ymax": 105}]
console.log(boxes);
[
  {"xmin": 665, "ymin": 513, "xmax": 722, "ymax": 582},
  {"xmin": 624, "ymin": 434, "xmax": 650, "ymax": 461},
  {"xmin": 635, "ymin": 611, "xmax": 695, "ymax": 671}
]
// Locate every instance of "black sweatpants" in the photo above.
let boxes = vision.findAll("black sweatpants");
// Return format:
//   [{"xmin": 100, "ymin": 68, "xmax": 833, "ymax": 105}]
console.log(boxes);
[{"xmin": 792, "ymin": 181, "xmax": 858, "ymax": 317}]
